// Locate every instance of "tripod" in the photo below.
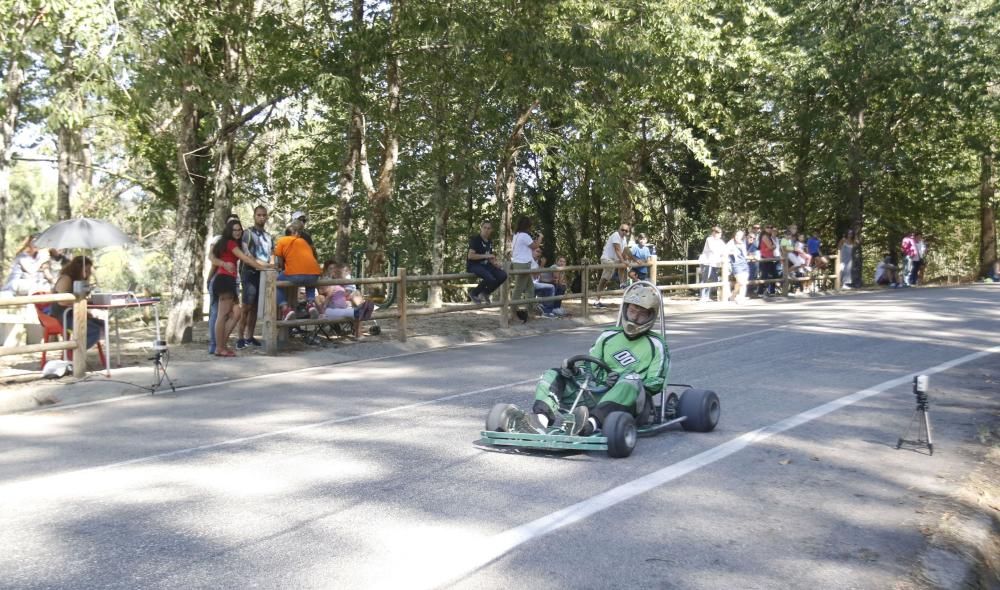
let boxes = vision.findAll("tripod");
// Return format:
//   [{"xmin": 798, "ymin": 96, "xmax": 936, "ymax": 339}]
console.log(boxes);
[
  {"xmin": 896, "ymin": 377, "xmax": 933, "ymax": 455},
  {"xmin": 149, "ymin": 348, "xmax": 176, "ymax": 394}
]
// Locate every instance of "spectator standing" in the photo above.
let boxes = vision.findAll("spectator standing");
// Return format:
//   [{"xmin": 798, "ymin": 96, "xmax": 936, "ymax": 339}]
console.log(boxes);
[
  {"xmin": 746, "ymin": 224, "xmax": 761, "ymax": 286},
  {"xmin": 727, "ymin": 229, "xmax": 750, "ymax": 303},
  {"xmin": 466, "ymin": 220, "xmax": 507, "ymax": 304},
  {"xmin": 510, "ymin": 216, "xmax": 542, "ymax": 323},
  {"xmin": 837, "ymin": 229, "xmax": 858, "ymax": 288},
  {"xmin": 274, "ymin": 219, "xmax": 322, "ymax": 321},
  {"xmin": 698, "ymin": 226, "xmax": 726, "ymax": 302},
  {"xmin": 758, "ymin": 225, "xmax": 779, "ymax": 295},
  {"xmin": 908, "ymin": 232, "xmax": 927, "ymax": 286},
  {"xmin": 630, "ymin": 233, "xmax": 651, "ymax": 281},
  {"xmin": 207, "ymin": 213, "xmax": 240, "ymax": 355},
  {"xmin": 236, "ymin": 206, "xmax": 273, "ymax": 350},
  {"xmin": 211, "ymin": 220, "xmax": 273, "ymax": 357},
  {"xmin": 901, "ymin": 232, "xmax": 916, "ymax": 285},
  {"xmin": 596, "ymin": 223, "xmax": 631, "ymax": 307}
]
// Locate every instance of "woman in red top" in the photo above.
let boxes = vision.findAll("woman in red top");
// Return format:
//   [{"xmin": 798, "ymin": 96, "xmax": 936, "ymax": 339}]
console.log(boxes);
[
  {"xmin": 757, "ymin": 224, "xmax": 778, "ymax": 296},
  {"xmin": 211, "ymin": 219, "xmax": 274, "ymax": 357}
]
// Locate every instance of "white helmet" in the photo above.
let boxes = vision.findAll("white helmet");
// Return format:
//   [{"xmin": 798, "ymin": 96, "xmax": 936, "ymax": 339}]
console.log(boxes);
[{"xmin": 618, "ymin": 282, "xmax": 660, "ymax": 338}]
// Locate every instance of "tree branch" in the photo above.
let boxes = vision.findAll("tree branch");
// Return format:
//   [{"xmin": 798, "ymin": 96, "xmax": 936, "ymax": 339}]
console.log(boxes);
[{"xmin": 12, "ymin": 156, "xmax": 163, "ymax": 197}]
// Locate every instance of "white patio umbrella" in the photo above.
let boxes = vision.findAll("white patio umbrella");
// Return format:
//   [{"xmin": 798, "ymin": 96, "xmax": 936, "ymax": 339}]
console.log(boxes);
[{"xmin": 33, "ymin": 217, "xmax": 133, "ymax": 250}]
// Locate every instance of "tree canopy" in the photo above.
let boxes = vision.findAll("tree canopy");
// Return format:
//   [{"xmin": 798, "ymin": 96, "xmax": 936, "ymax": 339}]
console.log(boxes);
[{"xmin": 1, "ymin": 0, "xmax": 997, "ymax": 341}]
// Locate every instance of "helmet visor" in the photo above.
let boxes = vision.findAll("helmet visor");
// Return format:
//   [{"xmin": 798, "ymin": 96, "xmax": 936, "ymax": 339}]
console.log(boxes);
[{"xmin": 625, "ymin": 303, "xmax": 653, "ymax": 325}]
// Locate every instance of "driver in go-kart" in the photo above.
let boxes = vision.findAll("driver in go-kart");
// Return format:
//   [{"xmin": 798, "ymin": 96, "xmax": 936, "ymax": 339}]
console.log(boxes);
[{"xmin": 516, "ymin": 282, "xmax": 668, "ymax": 436}]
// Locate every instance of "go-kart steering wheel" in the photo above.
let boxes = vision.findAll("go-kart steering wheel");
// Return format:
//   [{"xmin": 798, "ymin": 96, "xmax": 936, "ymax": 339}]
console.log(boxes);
[{"xmin": 562, "ymin": 354, "xmax": 614, "ymax": 395}]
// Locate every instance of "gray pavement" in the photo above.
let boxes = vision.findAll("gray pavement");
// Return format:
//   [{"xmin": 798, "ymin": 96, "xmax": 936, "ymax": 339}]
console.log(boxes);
[{"xmin": 0, "ymin": 285, "xmax": 997, "ymax": 589}]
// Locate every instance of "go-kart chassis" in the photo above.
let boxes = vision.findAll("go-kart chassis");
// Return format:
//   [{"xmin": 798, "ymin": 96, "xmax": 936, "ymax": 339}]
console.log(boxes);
[{"xmin": 478, "ymin": 384, "xmax": 692, "ymax": 452}]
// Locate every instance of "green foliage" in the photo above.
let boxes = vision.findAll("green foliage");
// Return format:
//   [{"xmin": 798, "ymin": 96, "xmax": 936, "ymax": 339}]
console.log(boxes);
[{"xmin": 2, "ymin": 0, "xmax": 996, "ymax": 285}]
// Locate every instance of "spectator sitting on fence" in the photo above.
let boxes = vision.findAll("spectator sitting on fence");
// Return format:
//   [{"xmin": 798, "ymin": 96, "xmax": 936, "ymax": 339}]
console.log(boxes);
[
  {"xmin": 548, "ymin": 255, "xmax": 570, "ymax": 316},
  {"xmin": 275, "ymin": 220, "xmax": 322, "ymax": 321},
  {"xmin": 530, "ymin": 248, "xmax": 559, "ymax": 318},
  {"xmin": 320, "ymin": 262, "xmax": 375, "ymax": 337},
  {"xmin": 1, "ymin": 235, "xmax": 47, "ymax": 297},
  {"xmin": 781, "ymin": 229, "xmax": 807, "ymax": 276},
  {"xmin": 875, "ymin": 254, "xmax": 899, "ymax": 287},
  {"xmin": 630, "ymin": 233, "xmax": 651, "ymax": 281},
  {"xmin": 806, "ymin": 232, "xmax": 827, "ymax": 270},
  {"xmin": 466, "ymin": 220, "xmax": 507, "ymax": 304},
  {"xmin": 794, "ymin": 233, "xmax": 814, "ymax": 271},
  {"xmin": 47, "ymin": 256, "xmax": 104, "ymax": 350}
]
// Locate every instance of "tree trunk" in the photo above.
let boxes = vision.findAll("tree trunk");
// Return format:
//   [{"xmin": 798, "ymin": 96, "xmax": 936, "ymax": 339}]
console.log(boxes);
[
  {"xmin": 166, "ymin": 72, "xmax": 209, "ymax": 344},
  {"xmin": 980, "ymin": 150, "xmax": 997, "ymax": 278},
  {"xmin": 55, "ymin": 39, "xmax": 80, "ymax": 221},
  {"xmin": 336, "ymin": 107, "xmax": 362, "ymax": 262},
  {"xmin": 495, "ymin": 100, "xmax": 538, "ymax": 258},
  {"xmin": 365, "ymin": 0, "xmax": 403, "ymax": 280},
  {"xmin": 428, "ymin": 165, "xmax": 450, "ymax": 307},
  {"xmin": 846, "ymin": 107, "xmax": 866, "ymax": 286},
  {"xmin": 0, "ymin": 58, "xmax": 24, "ymax": 276}
]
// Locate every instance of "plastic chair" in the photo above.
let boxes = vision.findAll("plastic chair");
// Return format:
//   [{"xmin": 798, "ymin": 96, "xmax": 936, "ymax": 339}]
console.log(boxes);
[{"xmin": 32, "ymin": 299, "xmax": 105, "ymax": 370}]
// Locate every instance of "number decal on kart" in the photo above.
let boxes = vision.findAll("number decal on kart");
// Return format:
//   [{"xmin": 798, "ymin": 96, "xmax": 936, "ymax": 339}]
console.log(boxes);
[{"xmin": 612, "ymin": 350, "xmax": 638, "ymax": 366}]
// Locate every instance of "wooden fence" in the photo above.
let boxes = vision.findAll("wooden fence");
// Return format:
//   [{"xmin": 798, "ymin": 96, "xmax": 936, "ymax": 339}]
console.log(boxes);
[
  {"xmin": 0, "ymin": 292, "xmax": 88, "ymax": 377},
  {"xmin": 261, "ymin": 253, "xmax": 841, "ymax": 354}
]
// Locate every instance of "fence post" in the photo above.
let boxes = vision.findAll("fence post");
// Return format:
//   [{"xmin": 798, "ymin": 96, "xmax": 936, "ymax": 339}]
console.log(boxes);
[
  {"xmin": 581, "ymin": 264, "xmax": 590, "ymax": 319},
  {"xmin": 499, "ymin": 262, "xmax": 510, "ymax": 328},
  {"xmin": 261, "ymin": 270, "xmax": 278, "ymax": 355},
  {"xmin": 781, "ymin": 258, "xmax": 790, "ymax": 296},
  {"xmin": 720, "ymin": 259, "xmax": 731, "ymax": 303},
  {"xmin": 834, "ymin": 253, "xmax": 842, "ymax": 291},
  {"xmin": 72, "ymin": 296, "xmax": 87, "ymax": 378},
  {"xmin": 397, "ymin": 267, "xmax": 408, "ymax": 342},
  {"xmin": 648, "ymin": 255, "xmax": 657, "ymax": 285}
]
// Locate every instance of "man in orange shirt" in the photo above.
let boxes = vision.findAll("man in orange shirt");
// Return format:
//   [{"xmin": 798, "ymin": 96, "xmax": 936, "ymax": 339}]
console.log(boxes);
[{"xmin": 274, "ymin": 220, "xmax": 322, "ymax": 320}]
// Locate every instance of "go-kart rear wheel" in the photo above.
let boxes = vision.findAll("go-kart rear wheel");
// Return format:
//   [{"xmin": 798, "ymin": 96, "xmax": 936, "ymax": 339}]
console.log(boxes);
[
  {"xmin": 604, "ymin": 411, "xmax": 637, "ymax": 458},
  {"xmin": 486, "ymin": 403, "xmax": 518, "ymax": 432},
  {"xmin": 678, "ymin": 389, "xmax": 720, "ymax": 432}
]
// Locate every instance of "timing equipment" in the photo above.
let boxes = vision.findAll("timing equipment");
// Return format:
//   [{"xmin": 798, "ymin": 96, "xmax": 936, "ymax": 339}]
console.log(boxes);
[{"xmin": 896, "ymin": 375, "xmax": 933, "ymax": 455}]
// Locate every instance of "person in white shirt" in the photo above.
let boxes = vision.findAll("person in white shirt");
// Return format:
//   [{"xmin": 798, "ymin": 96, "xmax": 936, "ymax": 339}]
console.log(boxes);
[
  {"xmin": 595, "ymin": 223, "xmax": 632, "ymax": 307},
  {"xmin": 698, "ymin": 226, "xmax": 726, "ymax": 302},
  {"xmin": 510, "ymin": 216, "xmax": 542, "ymax": 323},
  {"xmin": 1, "ymin": 236, "xmax": 46, "ymax": 296}
]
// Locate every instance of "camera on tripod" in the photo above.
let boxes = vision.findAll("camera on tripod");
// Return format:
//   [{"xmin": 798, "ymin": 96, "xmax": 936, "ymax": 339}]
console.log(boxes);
[{"xmin": 897, "ymin": 374, "xmax": 933, "ymax": 455}]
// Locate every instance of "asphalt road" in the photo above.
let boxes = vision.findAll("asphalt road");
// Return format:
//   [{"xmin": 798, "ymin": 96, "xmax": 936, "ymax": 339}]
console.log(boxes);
[{"xmin": 1, "ymin": 286, "xmax": 998, "ymax": 589}]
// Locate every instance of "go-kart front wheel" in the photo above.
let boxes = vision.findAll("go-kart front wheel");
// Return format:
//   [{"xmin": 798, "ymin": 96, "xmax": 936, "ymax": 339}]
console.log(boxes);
[
  {"xmin": 486, "ymin": 403, "xmax": 518, "ymax": 432},
  {"xmin": 678, "ymin": 389, "xmax": 720, "ymax": 432},
  {"xmin": 604, "ymin": 411, "xmax": 637, "ymax": 458}
]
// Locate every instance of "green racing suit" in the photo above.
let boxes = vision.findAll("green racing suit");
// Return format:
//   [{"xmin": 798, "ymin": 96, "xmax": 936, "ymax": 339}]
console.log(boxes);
[{"xmin": 532, "ymin": 327, "xmax": 669, "ymax": 425}]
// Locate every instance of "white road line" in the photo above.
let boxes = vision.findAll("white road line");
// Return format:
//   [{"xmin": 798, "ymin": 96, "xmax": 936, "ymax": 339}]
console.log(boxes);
[
  {"xmin": 412, "ymin": 343, "xmax": 1000, "ymax": 590},
  {"xmin": 0, "ymin": 327, "xmax": 786, "ymax": 486}
]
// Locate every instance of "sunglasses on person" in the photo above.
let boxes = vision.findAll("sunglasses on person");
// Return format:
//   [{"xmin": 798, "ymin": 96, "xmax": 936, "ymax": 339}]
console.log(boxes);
[{"xmin": 620, "ymin": 227, "xmax": 630, "ymax": 233}]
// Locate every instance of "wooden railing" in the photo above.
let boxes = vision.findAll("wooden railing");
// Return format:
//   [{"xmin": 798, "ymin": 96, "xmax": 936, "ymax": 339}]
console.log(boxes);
[
  {"xmin": 260, "ymin": 252, "xmax": 842, "ymax": 354},
  {"xmin": 0, "ymin": 292, "xmax": 88, "ymax": 377}
]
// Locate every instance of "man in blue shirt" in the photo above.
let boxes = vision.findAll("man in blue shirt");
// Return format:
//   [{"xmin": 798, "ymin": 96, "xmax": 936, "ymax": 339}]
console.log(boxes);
[{"xmin": 630, "ymin": 233, "xmax": 651, "ymax": 281}]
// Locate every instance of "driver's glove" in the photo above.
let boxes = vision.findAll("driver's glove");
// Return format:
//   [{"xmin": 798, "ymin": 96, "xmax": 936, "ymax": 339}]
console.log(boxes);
[
  {"xmin": 605, "ymin": 372, "xmax": 621, "ymax": 387},
  {"xmin": 559, "ymin": 366, "xmax": 576, "ymax": 380}
]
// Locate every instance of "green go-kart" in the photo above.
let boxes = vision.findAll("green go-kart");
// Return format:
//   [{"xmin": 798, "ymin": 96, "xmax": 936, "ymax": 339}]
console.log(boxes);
[
  {"xmin": 479, "ymin": 354, "xmax": 720, "ymax": 458},
  {"xmin": 478, "ymin": 280, "xmax": 720, "ymax": 458}
]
